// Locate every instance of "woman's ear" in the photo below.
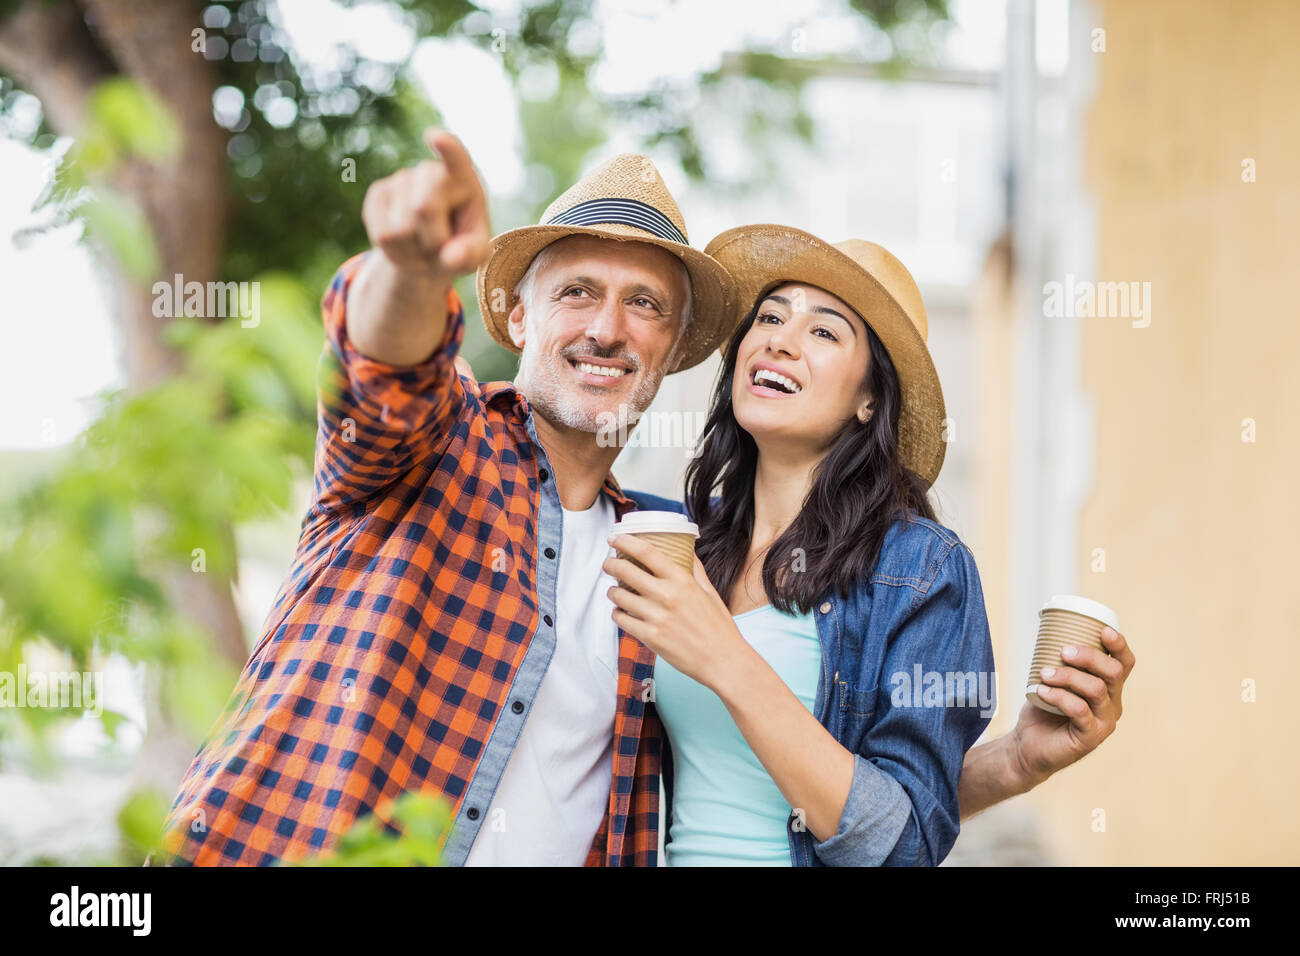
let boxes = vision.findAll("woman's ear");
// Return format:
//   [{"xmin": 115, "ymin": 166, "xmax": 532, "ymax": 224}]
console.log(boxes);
[{"xmin": 857, "ymin": 397, "xmax": 874, "ymax": 424}]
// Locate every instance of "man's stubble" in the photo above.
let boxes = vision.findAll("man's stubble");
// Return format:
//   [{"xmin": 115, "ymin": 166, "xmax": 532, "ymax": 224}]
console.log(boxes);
[{"xmin": 516, "ymin": 331, "xmax": 672, "ymax": 436}]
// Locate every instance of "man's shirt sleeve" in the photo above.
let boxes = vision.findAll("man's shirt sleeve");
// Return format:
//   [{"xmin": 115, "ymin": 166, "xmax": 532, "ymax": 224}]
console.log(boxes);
[{"xmin": 311, "ymin": 250, "xmax": 468, "ymax": 516}]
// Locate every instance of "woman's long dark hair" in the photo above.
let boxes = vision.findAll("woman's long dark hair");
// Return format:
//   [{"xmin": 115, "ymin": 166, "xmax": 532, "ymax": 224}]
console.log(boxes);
[{"xmin": 684, "ymin": 297, "xmax": 936, "ymax": 616}]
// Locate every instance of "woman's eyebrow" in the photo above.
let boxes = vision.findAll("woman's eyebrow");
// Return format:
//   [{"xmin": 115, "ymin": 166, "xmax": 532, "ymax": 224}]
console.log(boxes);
[{"xmin": 761, "ymin": 294, "xmax": 858, "ymax": 337}]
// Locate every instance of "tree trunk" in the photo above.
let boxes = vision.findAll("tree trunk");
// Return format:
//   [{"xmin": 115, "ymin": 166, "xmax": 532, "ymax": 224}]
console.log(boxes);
[{"xmin": 0, "ymin": 0, "xmax": 251, "ymax": 803}]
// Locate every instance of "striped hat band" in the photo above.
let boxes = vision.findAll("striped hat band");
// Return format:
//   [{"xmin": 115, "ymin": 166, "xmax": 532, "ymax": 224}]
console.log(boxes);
[{"xmin": 545, "ymin": 197, "xmax": 688, "ymax": 246}]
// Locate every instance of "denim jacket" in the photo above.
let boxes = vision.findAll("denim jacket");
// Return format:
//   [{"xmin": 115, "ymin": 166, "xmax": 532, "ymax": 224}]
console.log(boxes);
[{"xmin": 625, "ymin": 489, "xmax": 996, "ymax": 866}]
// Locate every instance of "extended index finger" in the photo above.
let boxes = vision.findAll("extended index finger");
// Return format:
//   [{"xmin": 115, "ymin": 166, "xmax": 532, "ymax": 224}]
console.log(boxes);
[{"xmin": 423, "ymin": 128, "xmax": 477, "ymax": 183}]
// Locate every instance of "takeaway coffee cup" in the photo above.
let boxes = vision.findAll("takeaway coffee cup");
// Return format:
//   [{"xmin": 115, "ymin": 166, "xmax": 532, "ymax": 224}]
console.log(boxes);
[
  {"xmin": 609, "ymin": 510, "xmax": 699, "ymax": 592},
  {"xmin": 1026, "ymin": 594, "xmax": 1120, "ymax": 716}
]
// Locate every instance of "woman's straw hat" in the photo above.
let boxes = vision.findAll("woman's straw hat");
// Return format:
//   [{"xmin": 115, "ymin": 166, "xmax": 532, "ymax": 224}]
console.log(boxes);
[
  {"xmin": 476, "ymin": 153, "xmax": 736, "ymax": 373},
  {"xmin": 704, "ymin": 224, "xmax": 948, "ymax": 487}
]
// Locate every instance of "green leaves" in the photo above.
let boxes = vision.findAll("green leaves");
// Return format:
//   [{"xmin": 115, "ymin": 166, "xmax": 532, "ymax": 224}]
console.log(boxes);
[
  {"xmin": 289, "ymin": 790, "xmax": 454, "ymax": 867},
  {"xmin": 83, "ymin": 77, "xmax": 183, "ymax": 165},
  {"xmin": 77, "ymin": 187, "xmax": 161, "ymax": 282},
  {"xmin": 117, "ymin": 789, "xmax": 171, "ymax": 863},
  {"xmin": 36, "ymin": 76, "xmax": 182, "ymax": 281},
  {"xmin": 0, "ymin": 273, "xmax": 316, "ymax": 753}
]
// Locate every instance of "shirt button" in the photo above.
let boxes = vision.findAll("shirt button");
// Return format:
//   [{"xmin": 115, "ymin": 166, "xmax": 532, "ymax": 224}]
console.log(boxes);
[
  {"xmin": 538, "ymin": 467, "xmax": 549, "ymax": 481},
  {"xmin": 543, "ymin": 614, "xmax": 553, "ymax": 627},
  {"xmin": 466, "ymin": 807, "xmax": 480, "ymax": 820},
  {"xmin": 544, "ymin": 547, "xmax": 556, "ymax": 559},
  {"xmin": 512, "ymin": 700, "xmax": 525, "ymax": 714},
  {"xmin": 820, "ymin": 601, "xmax": 832, "ymax": 613}
]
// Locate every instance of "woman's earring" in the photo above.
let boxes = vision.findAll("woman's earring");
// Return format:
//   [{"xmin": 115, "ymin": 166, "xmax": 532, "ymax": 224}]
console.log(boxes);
[{"xmin": 858, "ymin": 406, "xmax": 873, "ymax": 424}]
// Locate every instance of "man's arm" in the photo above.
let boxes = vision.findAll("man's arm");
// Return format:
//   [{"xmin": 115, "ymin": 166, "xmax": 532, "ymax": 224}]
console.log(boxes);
[
  {"xmin": 347, "ymin": 128, "xmax": 489, "ymax": 367},
  {"xmin": 958, "ymin": 626, "xmax": 1136, "ymax": 819},
  {"xmin": 306, "ymin": 128, "xmax": 491, "ymax": 519},
  {"xmin": 956, "ymin": 731, "xmax": 1033, "ymax": 819}
]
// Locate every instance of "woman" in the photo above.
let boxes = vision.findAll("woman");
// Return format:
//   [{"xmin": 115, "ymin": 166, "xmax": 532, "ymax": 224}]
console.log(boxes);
[{"xmin": 604, "ymin": 225, "xmax": 996, "ymax": 866}]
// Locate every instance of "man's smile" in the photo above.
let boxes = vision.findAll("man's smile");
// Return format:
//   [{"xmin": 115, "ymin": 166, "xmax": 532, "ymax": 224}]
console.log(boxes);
[{"xmin": 567, "ymin": 355, "xmax": 633, "ymax": 385}]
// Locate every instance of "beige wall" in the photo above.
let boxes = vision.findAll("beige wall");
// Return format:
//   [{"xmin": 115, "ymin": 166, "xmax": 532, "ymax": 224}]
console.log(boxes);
[{"xmin": 1018, "ymin": 0, "xmax": 1300, "ymax": 864}]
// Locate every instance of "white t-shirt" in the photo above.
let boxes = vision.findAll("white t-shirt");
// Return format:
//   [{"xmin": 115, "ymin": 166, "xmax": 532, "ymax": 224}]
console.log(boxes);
[{"xmin": 463, "ymin": 493, "xmax": 620, "ymax": 865}]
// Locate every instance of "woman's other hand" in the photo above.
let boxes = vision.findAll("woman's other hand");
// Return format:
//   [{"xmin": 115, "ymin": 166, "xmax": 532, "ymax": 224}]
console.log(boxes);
[{"xmin": 1013, "ymin": 626, "xmax": 1137, "ymax": 788}]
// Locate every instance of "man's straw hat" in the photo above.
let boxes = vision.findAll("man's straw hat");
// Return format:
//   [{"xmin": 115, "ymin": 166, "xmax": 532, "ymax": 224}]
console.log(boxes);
[
  {"xmin": 475, "ymin": 153, "xmax": 736, "ymax": 373},
  {"xmin": 705, "ymin": 224, "xmax": 948, "ymax": 487}
]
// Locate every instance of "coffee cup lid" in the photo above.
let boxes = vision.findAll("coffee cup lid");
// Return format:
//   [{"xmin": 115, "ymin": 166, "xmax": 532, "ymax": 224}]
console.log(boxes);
[
  {"xmin": 611, "ymin": 509, "xmax": 699, "ymax": 537},
  {"xmin": 1040, "ymin": 594, "xmax": 1120, "ymax": 630}
]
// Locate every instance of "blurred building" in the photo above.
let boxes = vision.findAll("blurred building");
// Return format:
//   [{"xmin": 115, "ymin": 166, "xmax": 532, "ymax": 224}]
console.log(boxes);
[
  {"xmin": 999, "ymin": 0, "xmax": 1300, "ymax": 866},
  {"xmin": 967, "ymin": 0, "xmax": 1300, "ymax": 865}
]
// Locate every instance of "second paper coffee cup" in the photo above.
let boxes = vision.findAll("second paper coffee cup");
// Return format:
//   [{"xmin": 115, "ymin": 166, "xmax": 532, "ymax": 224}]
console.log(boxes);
[{"xmin": 1026, "ymin": 594, "xmax": 1119, "ymax": 716}]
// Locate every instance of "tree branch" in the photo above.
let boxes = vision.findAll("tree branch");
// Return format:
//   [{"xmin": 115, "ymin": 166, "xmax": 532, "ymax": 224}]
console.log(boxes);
[
  {"xmin": 83, "ymin": 0, "xmax": 231, "ymax": 296},
  {"xmin": 0, "ymin": 0, "xmax": 116, "ymax": 131}
]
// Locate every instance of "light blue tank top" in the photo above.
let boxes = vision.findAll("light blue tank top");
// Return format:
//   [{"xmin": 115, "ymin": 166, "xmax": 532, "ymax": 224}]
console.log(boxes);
[{"xmin": 653, "ymin": 602, "xmax": 823, "ymax": 866}]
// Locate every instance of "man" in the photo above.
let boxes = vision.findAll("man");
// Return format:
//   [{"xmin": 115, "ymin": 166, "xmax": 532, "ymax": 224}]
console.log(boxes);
[{"xmin": 159, "ymin": 129, "xmax": 1135, "ymax": 865}]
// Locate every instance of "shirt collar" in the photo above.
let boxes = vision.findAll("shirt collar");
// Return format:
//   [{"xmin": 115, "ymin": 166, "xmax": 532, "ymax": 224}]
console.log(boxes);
[
  {"xmin": 601, "ymin": 470, "xmax": 636, "ymax": 514},
  {"xmin": 481, "ymin": 379, "xmax": 529, "ymax": 416}
]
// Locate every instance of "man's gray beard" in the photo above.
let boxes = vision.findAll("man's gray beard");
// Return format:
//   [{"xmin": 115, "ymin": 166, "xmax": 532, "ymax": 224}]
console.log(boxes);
[{"xmin": 520, "ymin": 348, "xmax": 665, "ymax": 434}]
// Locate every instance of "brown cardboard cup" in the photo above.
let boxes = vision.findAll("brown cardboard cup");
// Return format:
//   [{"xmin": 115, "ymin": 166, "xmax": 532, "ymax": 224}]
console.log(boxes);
[{"xmin": 1026, "ymin": 595, "xmax": 1120, "ymax": 716}]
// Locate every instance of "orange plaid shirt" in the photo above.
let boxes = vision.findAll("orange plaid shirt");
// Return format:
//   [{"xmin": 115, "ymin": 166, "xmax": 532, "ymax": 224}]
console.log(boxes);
[{"xmin": 160, "ymin": 251, "xmax": 664, "ymax": 865}]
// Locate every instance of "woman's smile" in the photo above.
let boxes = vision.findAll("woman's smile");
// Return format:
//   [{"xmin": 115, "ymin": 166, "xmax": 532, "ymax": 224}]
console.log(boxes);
[{"xmin": 747, "ymin": 361, "xmax": 804, "ymax": 398}]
